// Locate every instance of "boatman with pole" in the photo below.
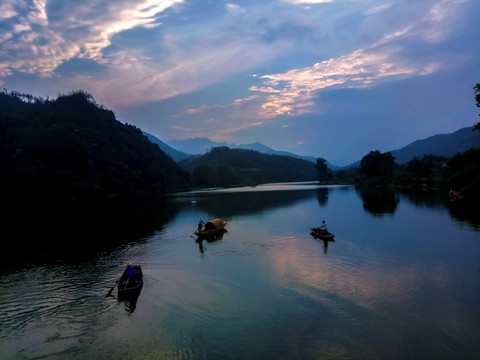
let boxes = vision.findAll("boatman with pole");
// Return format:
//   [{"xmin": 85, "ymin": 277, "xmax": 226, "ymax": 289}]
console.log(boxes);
[
  {"xmin": 320, "ymin": 220, "xmax": 328, "ymax": 233},
  {"xmin": 124, "ymin": 262, "xmax": 136, "ymax": 278},
  {"xmin": 198, "ymin": 218, "xmax": 205, "ymax": 231}
]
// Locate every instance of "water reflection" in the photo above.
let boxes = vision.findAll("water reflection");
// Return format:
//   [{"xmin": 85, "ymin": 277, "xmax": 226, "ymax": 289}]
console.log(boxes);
[
  {"xmin": 357, "ymin": 186, "xmax": 399, "ymax": 216},
  {"xmin": 354, "ymin": 185, "xmax": 479, "ymax": 228},
  {"xmin": 316, "ymin": 187, "xmax": 329, "ymax": 206},
  {"xmin": 195, "ymin": 229, "xmax": 227, "ymax": 253},
  {"xmin": 120, "ymin": 285, "xmax": 143, "ymax": 313},
  {"xmin": 320, "ymin": 239, "xmax": 333, "ymax": 254},
  {"xmin": 310, "ymin": 228, "xmax": 335, "ymax": 254},
  {"xmin": 374, "ymin": 187, "xmax": 480, "ymax": 229},
  {"xmin": 1, "ymin": 183, "xmax": 480, "ymax": 360},
  {"xmin": 5, "ymin": 194, "xmax": 182, "ymax": 266},
  {"xmin": 447, "ymin": 201, "xmax": 480, "ymax": 228},
  {"xmin": 396, "ymin": 188, "xmax": 445, "ymax": 208},
  {"xmin": 168, "ymin": 183, "xmax": 336, "ymax": 219}
]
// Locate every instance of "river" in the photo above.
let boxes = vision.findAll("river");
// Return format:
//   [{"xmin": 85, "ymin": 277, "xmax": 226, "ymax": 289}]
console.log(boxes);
[{"xmin": 1, "ymin": 183, "xmax": 479, "ymax": 359}]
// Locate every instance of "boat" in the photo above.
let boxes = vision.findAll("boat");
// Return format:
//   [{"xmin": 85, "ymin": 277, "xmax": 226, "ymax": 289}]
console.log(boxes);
[
  {"xmin": 118, "ymin": 265, "xmax": 143, "ymax": 299},
  {"xmin": 310, "ymin": 227, "xmax": 335, "ymax": 240},
  {"xmin": 195, "ymin": 218, "xmax": 228, "ymax": 237}
]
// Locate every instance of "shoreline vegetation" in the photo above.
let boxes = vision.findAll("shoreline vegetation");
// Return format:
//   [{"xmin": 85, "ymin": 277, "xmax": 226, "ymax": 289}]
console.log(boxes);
[
  {"xmin": 350, "ymin": 148, "xmax": 480, "ymax": 202},
  {"xmin": 1, "ymin": 88, "xmax": 479, "ymax": 204},
  {"xmin": 319, "ymin": 82, "xmax": 480, "ymax": 202}
]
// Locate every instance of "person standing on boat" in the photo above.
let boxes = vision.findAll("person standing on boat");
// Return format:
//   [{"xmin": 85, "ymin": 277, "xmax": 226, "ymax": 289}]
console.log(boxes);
[
  {"xmin": 124, "ymin": 262, "xmax": 136, "ymax": 278},
  {"xmin": 320, "ymin": 220, "xmax": 328, "ymax": 233},
  {"xmin": 198, "ymin": 218, "xmax": 205, "ymax": 231}
]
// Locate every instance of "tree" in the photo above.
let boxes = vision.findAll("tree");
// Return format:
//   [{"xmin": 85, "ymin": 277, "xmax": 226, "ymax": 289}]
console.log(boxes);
[
  {"xmin": 444, "ymin": 147, "xmax": 480, "ymax": 201},
  {"xmin": 406, "ymin": 154, "xmax": 447, "ymax": 176},
  {"xmin": 0, "ymin": 90, "xmax": 191, "ymax": 198},
  {"xmin": 474, "ymin": 83, "xmax": 480, "ymax": 131},
  {"xmin": 360, "ymin": 150, "xmax": 397, "ymax": 177},
  {"xmin": 315, "ymin": 157, "xmax": 330, "ymax": 181}
]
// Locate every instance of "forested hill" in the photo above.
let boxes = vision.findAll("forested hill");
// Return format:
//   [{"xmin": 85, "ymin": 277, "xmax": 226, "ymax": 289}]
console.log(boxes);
[
  {"xmin": 0, "ymin": 90, "xmax": 190, "ymax": 200},
  {"xmin": 391, "ymin": 126, "xmax": 480, "ymax": 164},
  {"xmin": 179, "ymin": 146, "xmax": 317, "ymax": 187}
]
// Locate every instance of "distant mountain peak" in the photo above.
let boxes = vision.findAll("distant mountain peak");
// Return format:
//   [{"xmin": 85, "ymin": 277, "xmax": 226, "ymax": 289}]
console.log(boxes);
[
  {"xmin": 142, "ymin": 132, "xmax": 191, "ymax": 162},
  {"xmin": 164, "ymin": 137, "xmax": 333, "ymax": 167},
  {"xmin": 390, "ymin": 126, "xmax": 480, "ymax": 164}
]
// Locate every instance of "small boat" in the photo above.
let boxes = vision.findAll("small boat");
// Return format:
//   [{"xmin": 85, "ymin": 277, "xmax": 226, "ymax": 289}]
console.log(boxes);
[
  {"xmin": 195, "ymin": 218, "xmax": 228, "ymax": 237},
  {"xmin": 310, "ymin": 227, "xmax": 335, "ymax": 240},
  {"xmin": 118, "ymin": 265, "xmax": 143, "ymax": 299}
]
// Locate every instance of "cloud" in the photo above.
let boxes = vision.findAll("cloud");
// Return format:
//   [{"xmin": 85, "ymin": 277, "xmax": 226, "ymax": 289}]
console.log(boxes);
[
  {"xmin": 0, "ymin": 0, "xmax": 183, "ymax": 77},
  {"xmin": 1, "ymin": 0, "xmax": 476, "ymax": 157},
  {"xmin": 175, "ymin": 104, "xmax": 226, "ymax": 117},
  {"xmin": 225, "ymin": 3, "xmax": 246, "ymax": 14},
  {"xmin": 363, "ymin": 2, "xmax": 393, "ymax": 15},
  {"xmin": 161, "ymin": 0, "xmax": 472, "ymax": 144},
  {"xmin": 28, "ymin": 1, "xmax": 292, "ymax": 108},
  {"xmin": 428, "ymin": 0, "xmax": 467, "ymax": 22},
  {"xmin": 170, "ymin": 124, "xmax": 194, "ymax": 132},
  {"xmin": 0, "ymin": 2, "xmax": 17, "ymax": 19},
  {"xmin": 248, "ymin": 47, "xmax": 424, "ymax": 118},
  {"xmin": 170, "ymin": 95, "xmax": 269, "ymax": 141},
  {"xmin": 231, "ymin": 0, "xmax": 470, "ymax": 119},
  {"xmin": 177, "ymin": 104, "xmax": 214, "ymax": 116},
  {"xmin": 169, "ymin": 115, "xmax": 263, "ymax": 141},
  {"xmin": 81, "ymin": 36, "xmax": 287, "ymax": 108},
  {"xmin": 209, "ymin": 121, "xmax": 264, "ymax": 142}
]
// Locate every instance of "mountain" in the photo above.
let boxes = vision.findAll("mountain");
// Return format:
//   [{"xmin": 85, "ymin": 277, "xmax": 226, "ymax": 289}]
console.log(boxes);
[
  {"xmin": 167, "ymin": 137, "xmax": 233, "ymax": 154},
  {"xmin": 0, "ymin": 90, "xmax": 190, "ymax": 198},
  {"xmin": 179, "ymin": 146, "xmax": 317, "ymax": 187},
  {"xmin": 342, "ymin": 126, "xmax": 480, "ymax": 169},
  {"xmin": 236, "ymin": 142, "xmax": 317, "ymax": 163},
  {"xmin": 390, "ymin": 126, "xmax": 480, "ymax": 164},
  {"xmin": 166, "ymin": 137, "xmax": 336, "ymax": 167},
  {"xmin": 142, "ymin": 131, "xmax": 191, "ymax": 162}
]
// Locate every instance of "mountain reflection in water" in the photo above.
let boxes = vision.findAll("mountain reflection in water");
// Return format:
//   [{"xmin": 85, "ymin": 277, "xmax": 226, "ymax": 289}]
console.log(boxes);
[{"xmin": 1, "ymin": 183, "xmax": 479, "ymax": 360}]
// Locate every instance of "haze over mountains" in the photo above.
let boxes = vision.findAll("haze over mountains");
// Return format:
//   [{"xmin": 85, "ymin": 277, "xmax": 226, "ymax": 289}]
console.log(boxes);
[
  {"xmin": 145, "ymin": 126, "xmax": 480, "ymax": 168},
  {"xmin": 167, "ymin": 137, "xmax": 316, "ymax": 163},
  {"xmin": 144, "ymin": 133, "xmax": 319, "ymax": 164}
]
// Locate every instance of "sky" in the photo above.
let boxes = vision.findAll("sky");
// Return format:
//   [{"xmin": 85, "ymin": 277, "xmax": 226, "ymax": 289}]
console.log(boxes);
[{"xmin": 1, "ymin": 0, "xmax": 479, "ymax": 165}]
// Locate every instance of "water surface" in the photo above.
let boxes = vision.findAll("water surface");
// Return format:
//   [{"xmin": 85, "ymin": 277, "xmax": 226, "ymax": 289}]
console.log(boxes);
[{"xmin": 1, "ymin": 183, "xmax": 479, "ymax": 359}]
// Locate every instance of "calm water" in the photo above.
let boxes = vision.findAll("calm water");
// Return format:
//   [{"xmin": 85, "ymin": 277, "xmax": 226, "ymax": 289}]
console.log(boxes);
[{"xmin": 1, "ymin": 183, "xmax": 480, "ymax": 359}]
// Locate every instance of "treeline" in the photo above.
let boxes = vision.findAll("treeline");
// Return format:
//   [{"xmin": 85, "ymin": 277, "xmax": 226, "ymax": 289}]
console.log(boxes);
[
  {"xmin": 180, "ymin": 146, "xmax": 317, "ymax": 187},
  {"xmin": 317, "ymin": 82, "xmax": 480, "ymax": 201},
  {"xmin": 0, "ymin": 89, "xmax": 190, "ymax": 201},
  {"xmin": 326, "ymin": 148, "xmax": 480, "ymax": 202},
  {"xmin": 0, "ymin": 88, "xmax": 320, "ymax": 203}
]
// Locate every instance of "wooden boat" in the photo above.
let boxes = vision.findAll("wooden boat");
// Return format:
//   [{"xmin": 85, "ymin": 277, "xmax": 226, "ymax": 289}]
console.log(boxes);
[
  {"xmin": 118, "ymin": 265, "xmax": 143, "ymax": 299},
  {"xmin": 310, "ymin": 227, "xmax": 335, "ymax": 240},
  {"xmin": 195, "ymin": 218, "xmax": 228, "ymax": 237}
]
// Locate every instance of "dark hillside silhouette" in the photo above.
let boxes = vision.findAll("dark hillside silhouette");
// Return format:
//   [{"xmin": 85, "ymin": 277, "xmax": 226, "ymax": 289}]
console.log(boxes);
[
  {"xmin": 0, "ymin": 90, "xmax": 190, "ymax": 200},
  {"xmin": 390, "ymin": 126, "xmax": 480, "ymax": 164},
  {"xmin": 1, "ymin": 90, "xmax": 191, "ymax": 258},
  {"xmin": 180, "ymin": 146, "xmax": 317, "ymax": 187}
]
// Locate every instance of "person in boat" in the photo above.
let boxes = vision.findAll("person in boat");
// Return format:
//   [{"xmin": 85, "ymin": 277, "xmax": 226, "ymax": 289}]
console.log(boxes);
[
  {"xmin": 198, "ymin": 218, "xmax": 205, "ymax": 231},
  {"xmin": 320, "ymin": 220, "xmax": 328, "ymax": 233},
  {"xmin": 124, "ymin": 262, "xmax": 136, "ymax": 278}
]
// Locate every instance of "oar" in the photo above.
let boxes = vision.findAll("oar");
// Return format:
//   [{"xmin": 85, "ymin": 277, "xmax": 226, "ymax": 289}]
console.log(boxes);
[
  {"xmin": 190, "ymin": 228, "xmax": 199, "ymax": 237},
  {"xmin": 106, "ymin": 280, "xmax": 118, "ymax": 297}
]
